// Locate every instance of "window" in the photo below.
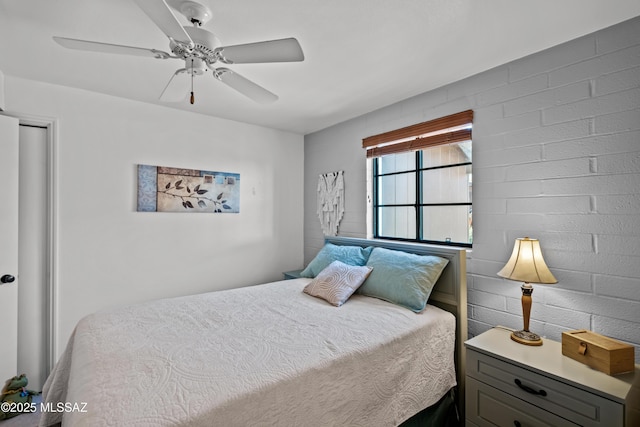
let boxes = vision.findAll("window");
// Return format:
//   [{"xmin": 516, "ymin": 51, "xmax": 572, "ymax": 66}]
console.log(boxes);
[{"xmin": 364, "ymin": 110, "xmax": 473, "ymax": 247}]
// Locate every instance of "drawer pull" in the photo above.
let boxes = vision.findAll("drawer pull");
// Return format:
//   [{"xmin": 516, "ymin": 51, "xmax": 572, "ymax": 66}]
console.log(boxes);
[
  {"xmin": 514, "ymin": 378, "xmax": 547, "ymax": 396},
  {"xmin": 514, "ymin": 421, "xmax": 522, "ymax": 427}
]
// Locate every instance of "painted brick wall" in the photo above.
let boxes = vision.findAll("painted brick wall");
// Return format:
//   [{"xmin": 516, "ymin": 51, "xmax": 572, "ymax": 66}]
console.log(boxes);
[{"xmin": 304, "ymin": 16, "xmax": 640, "ymax": 361}]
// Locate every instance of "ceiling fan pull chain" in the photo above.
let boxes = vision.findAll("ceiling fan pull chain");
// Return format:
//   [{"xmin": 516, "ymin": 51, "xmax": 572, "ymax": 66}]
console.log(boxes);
[{"xmin": 190, "ymin": 58, "xmax": 195, "ymax": 104}]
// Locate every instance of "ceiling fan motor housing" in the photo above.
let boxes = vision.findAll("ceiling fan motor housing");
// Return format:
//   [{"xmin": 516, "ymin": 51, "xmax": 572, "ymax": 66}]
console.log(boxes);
[{"xmin": 170, "ymin": 26, "xmax": 221, "ymax": 65}]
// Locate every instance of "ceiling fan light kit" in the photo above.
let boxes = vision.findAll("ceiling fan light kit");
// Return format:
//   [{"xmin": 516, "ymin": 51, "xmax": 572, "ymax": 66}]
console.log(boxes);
[{"xmin": 52, "ymin": 0, "xmax": 304, "ymax": 104}]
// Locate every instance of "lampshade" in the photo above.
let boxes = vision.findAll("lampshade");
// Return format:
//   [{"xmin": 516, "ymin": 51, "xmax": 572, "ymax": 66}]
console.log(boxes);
[
  {"xmin": 497, "ymin": 237, "xmax": 557, "ymax": 284},
  {"xmin": 497, "ymin": 237, "xmax": 557, "ymax": 346}
]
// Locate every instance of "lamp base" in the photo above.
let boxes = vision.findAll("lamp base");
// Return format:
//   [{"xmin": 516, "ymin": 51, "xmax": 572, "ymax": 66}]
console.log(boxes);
[{"xmin": 511, "ymin": 329, "xmax": 543, "ymax": 346}]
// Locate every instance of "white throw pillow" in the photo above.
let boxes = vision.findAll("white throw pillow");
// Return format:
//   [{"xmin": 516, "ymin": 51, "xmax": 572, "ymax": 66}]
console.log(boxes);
[{"xmin": 303, "ymin": 260, "xmax": 373, "ymax": 306}]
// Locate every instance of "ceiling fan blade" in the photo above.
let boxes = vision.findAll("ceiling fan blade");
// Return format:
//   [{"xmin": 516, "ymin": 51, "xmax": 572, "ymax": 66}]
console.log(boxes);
[
  {"xmin": 53, "ymin": 36, "xmax": 171, "ymax": 59},
  {"xmin": 215, "ymin": 38, "xmax": 304, "ymax": 64},
  {"xmin": 133, "ymin": 0, "xmax": 193, "ymax": 46},
  {"xmin": 214, "ymin": 68, "xmax": 278, "ymax": 104},
  {"xmin": 160, "ymin": 69, "xmax": 189, "ymax": 102}
]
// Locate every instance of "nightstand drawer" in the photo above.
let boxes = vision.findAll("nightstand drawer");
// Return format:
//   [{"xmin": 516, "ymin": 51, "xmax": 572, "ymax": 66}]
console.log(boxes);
[
  {"xmin": 466, "ymin": 377, "xmax": 579, "ymax": 427},
  {"xmin": 468, "ymin": 350, "xmax": 624, "ymax": 426}
]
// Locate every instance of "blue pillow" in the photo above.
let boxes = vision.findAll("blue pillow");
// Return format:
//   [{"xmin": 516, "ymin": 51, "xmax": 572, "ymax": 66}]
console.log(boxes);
[
  {"xmin": 358, "ymin": 247, "xmax": 449, "ymax": 312},
  {"xmin": 300, "ymin": 243, "xmax": 374, "ymax": 278}
]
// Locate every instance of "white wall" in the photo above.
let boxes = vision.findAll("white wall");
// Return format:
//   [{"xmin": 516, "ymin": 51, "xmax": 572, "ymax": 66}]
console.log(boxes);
[
  {"xmin": 4, "ymin": 76, "xmax": 304, "ymax": 359},
  {"xmin": 304, "ymin": 16, "xmax": 640, "ymax": 361}
]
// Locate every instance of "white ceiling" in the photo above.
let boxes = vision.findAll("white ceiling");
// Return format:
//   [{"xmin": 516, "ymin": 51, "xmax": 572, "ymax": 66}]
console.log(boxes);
[{"xmin": 1, "ymin": 0, "xmax": 639, "ymax": 135}]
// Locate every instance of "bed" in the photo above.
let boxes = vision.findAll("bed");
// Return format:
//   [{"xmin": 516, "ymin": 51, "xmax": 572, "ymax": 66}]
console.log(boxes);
[{"xmin": 40, "ymin": 237, "xmax": 467, "ymax": 426}]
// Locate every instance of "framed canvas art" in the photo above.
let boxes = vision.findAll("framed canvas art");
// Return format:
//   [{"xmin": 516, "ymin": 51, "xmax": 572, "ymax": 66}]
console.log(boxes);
[{"xmin": 137, "ymin": 164, "xmax": 240, "ymax": 213}]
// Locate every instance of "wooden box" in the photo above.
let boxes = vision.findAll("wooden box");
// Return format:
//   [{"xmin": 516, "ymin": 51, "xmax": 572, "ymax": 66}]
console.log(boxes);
[{"xmin": 562, "ymin": 329, "xmax": 634, "ymax": 375}]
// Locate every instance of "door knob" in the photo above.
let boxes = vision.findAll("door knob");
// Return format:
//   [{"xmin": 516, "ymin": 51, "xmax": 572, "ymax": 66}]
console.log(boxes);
[{"xmin": 1, "ymin": 274, "xmax": 15, "ymax": 284}]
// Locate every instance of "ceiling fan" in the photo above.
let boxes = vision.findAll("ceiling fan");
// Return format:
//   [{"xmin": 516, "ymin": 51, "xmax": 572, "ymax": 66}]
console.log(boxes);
[{"xmin": 53, "ymin": 0, "xmax": 304, "ymax": 104}]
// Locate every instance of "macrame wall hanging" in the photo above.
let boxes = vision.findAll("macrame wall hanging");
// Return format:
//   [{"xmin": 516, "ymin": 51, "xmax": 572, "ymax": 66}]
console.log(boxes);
[{"xmin": 317, "ymin": 171, "xmax": 344, "ymax": 236}]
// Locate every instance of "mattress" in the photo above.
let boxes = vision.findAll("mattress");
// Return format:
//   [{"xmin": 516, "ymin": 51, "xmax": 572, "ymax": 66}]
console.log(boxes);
[{"xmin": 41, "ymin": 278, "xmax": 456, "ymax": 427}]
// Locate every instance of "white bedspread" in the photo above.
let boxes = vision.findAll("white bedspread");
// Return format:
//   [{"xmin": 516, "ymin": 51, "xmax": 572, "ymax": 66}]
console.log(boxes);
[{"xmin": 41, "ymin": 278, "xmax": 456, "ymax": 427}]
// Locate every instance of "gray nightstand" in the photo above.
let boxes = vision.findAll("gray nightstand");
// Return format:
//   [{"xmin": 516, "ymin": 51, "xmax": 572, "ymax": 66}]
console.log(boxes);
[
  {"xmin": 465, "ymin": 327, "xmax": 638, "ymax": 427},
  {"xmin": 282, "ymin": 269, "xmax": 303, "ymax": 280}
]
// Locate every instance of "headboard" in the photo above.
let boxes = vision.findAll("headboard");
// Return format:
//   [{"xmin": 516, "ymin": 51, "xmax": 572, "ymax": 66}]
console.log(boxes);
[{"xmin": 324, "ymin": 236, "xmax": 468, "ymax": 415}]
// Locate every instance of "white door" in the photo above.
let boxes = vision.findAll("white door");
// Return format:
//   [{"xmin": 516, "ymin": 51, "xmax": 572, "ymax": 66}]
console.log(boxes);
[{"xmin": 0, "ymin": 114, "xmax": 19, "ymax": 382}]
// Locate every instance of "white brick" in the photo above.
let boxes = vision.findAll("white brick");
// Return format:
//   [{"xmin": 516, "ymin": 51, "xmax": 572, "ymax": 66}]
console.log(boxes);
[
  {"xmin": 447, "ymin": 66, "xmax": 509, "ymax": 100},
  {"xmin": 542, "ymin": 174, "xmax": 640, "ymax": 196},
  {"xmin": 472, "ymin": 197, "xmax": 506, "ymax": 215},
  {"xmin": 467, "ymin": 241, "xmax": 508, "ymax": 263},
  {"xmin": 473, "ymin": 133, "xmax": 504, "ymax": 151},
  {"xmin": 507, "ymin": 196, "xmax": 591, "ymax": 214},
  {"xmin": 473, "ymin": 103, "xmax": 505, "ymax": 122},
  {"xmin": 512, "ymin": 231, "xmax": 593, "ymax": 253},
  {"xmin": 476, "ymin": 74, "xmax": 548, "ymax": 106},
  {"xmin": 596, "ymin": 194, "xmax": 640, "ymax": 214},
  {"xmin": 509, "ymin": 35, "xmax": 597, "ymax": 82},
  {"xmin": 532, "ymin": 302, "xmax": 592, "ymax": 330},
  {"xmin": 594, "ymin": 109, "xmax": 640, "ymax": 134},
  {"xmin": 468, "ymin": 289, "xmax": 506, "ymax": 311},
  {"xmin": 473, "ymin": 306, "xmax": 523, "ymax": 331},
  {"xmin": 474, "ymin": 213, "xmax": 549, "ymax": 235},
  {"xmin": 504, "ymin": 81, "xmax": 591, "ymax": 117},
  {"xmin": 467, "ymin": 259, "xmax": 508, "ymax": 279},
  {"xmin": 546, "ymin": 250, "xmax": 640, "ymax": 278},
  {"xmin": 506, "ymin": 158, "xmax": 591, "ymax": 181},
  {"xmin": 482, "ymin": 145, "xmax": 541, "ymax": 168},
  {"xmin": 506, "ymin": 119, "xmax": 591, "ymax": 147},
  {"xmin": 544, "ymin": 88, "xmax": 640, "ymax": 125},
  {"xmin": 597, "ymin": 150, "xmax": 640, "ymax": 174},
  {"xmin": 472, "ymin": 165, "xmax": 506, "ymax": 183},
  {"xmin": 542, "ymin": 213, "xmax": 640, "ymax": 235},
  {"xmin": 597, "ymin": 234, "xmax": 640, "ymax": 256},
  {"xmin": 596, "ymin": 16, "xmax": 640, "ymax": 54},
  {"xmin": 595, "ymin": 66, "xmax": 640, "ymax": 96},
  {"xmin": 491, "ymin": 180, "xmax": 542, "ymax": 198},
  {"xmin": 550, "ymin": 268, "xmax": 593, "ymax": 293},
  {"xmin": 471, "ymin": 275, "xmax": 522, "ymax": 299},
  {"xmin": 473, "ymin": 111, "xmax": 540, "ymax": 138},
  {"xmin": 594, "ymin": 274, "xmax": 640, "ymax": 302},
  {"xmin": 549, "ymin": 44, "xmax": 640, "ymax": 87},
  {"xmin": 544, "ymin": 130, "xmax": 640, "ymax": 160},
  {"xmin": 549, "ymin": 289, "xmax": 640, "ymax": 322}
]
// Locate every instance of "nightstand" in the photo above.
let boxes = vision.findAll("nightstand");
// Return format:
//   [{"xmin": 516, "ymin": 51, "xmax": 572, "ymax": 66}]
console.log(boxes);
[
  {"xmin": 282, "ymin": 269, "xmax": 303, "ymax": 280},
  {"xmin": 465, "ymin": 327, "xmax": 638, "ymax": 427}
]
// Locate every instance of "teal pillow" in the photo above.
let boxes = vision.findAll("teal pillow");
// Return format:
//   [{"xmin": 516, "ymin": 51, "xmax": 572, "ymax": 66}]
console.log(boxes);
[
  {"xmin": 358, "ymin": 247, "xmax": 449, "ymax": 312},
  {"xmin": 300, "ymin": 243, "xmax": 374, "ymax": 278}
]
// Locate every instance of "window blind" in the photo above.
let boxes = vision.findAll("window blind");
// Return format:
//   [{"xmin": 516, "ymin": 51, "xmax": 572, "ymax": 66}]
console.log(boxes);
[{"xmin": 363, "ymin": 110, "xmax": 473, "ymax": 158}]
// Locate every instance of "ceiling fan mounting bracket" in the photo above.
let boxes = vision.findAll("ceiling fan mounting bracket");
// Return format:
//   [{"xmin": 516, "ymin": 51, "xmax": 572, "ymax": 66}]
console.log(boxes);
[{"xmin": 167, "ymin": 0, "xmax": 212, "ymax": 26}]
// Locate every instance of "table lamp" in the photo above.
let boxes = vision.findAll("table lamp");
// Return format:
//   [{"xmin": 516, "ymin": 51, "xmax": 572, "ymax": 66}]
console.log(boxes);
[{"xmin": 497, "ymin": 237, "xmax": 557, "ymax": 346}]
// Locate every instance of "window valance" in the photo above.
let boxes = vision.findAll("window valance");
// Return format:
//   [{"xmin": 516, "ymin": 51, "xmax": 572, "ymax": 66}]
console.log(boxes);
[{"xmin": 363, "ymin": 110, "xmax": 473, "ymax": 158}]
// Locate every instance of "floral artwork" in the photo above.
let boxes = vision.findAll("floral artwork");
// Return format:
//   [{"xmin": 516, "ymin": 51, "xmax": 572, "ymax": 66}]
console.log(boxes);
[{"xmin": 137, "ymin": 164, "xmax": 240, "ymax": 213}]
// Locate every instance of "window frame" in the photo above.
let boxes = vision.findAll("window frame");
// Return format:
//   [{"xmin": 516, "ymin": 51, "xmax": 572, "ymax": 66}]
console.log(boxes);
[{"xmin": 367, "ymin": 110, "xmax": 473, "ymax": 248}]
